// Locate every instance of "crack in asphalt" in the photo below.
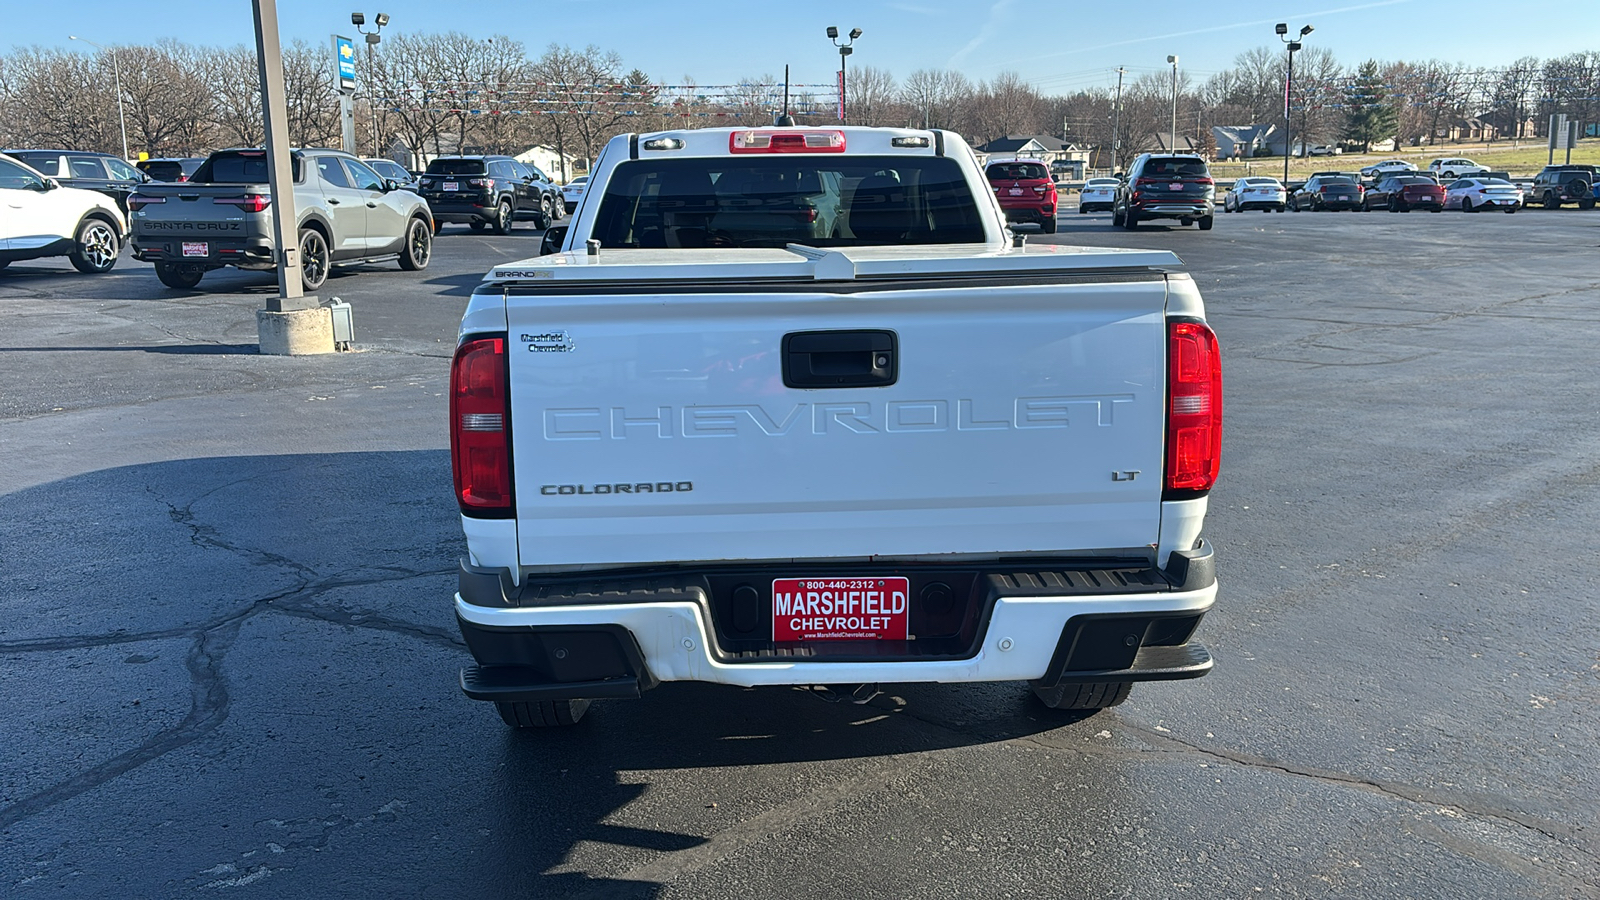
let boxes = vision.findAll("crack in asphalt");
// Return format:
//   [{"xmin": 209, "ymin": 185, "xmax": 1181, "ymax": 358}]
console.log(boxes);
[{"xmin": 0, "ymin": 567, "xmax": 456, "ymax": 832}]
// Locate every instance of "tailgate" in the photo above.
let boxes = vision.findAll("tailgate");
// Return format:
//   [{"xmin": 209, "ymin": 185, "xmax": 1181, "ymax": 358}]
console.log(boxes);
[{"xmin": 504, "ymin": 273, "xmax": 1170, "ymax": 566}]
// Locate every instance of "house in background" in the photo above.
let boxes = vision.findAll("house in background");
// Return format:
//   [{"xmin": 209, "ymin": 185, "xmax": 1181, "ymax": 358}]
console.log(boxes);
[
  {"xmin": 515, "ymin": 146, "xmax": 584, "ymax": 182},
  {"xmin": 1212, "ymin": 124, "xmax": 1281, "ymax": 160},
  {"xmin": 1144, "ymin": 133, "xmax": 1200, "ymax": 154}
]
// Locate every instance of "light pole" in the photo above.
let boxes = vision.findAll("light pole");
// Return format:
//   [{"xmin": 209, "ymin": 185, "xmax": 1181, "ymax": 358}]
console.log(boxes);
[
  {"xmin": 1276, "ymin": 22, "xmax": 1313, "ymax": 185},
  {"xmin": 68, "ymin": 35, "xmax": 128, "ymax": 162},
  {"xmin": 352, "ymin": 12, "xmax": 389, "ymax": 156},
  {"xmin": 827, "ymin": 26, "xmax": 861, "ymax": 125},
  {"xmin": 1166, "ymin": 55, "xmax": 1179, "ymax": 152}
]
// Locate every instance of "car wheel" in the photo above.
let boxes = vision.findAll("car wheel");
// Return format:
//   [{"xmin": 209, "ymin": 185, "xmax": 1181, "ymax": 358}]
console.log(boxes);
[
  {"xmin": 398, "ymin": 217, "xmax": 432, "ymax": 271},
  {"xmin": 1198, "ymin": 215, "xmax": 1214, "ymax": 231},
  {"xmin": 1462, "ymin": 197, "xmax": 1474, "ymax": 213},
  {"xmin": 469, "ymin": 221, "xmax": 486, "ymax": 232},
  {"xmin": 1506, "ymin": 206, "xmax": 1517, "ymax": 214},
  {"xmin": 1111, "ymin": 205, "xmax": 1124, "ymax": 227},
  {"xmin": 1544, "ymin": 192, "xmax": 1560, "ymax": 210},
  {"xmin": 299, "ymin": 227, "xmax": 329, "ymax": 292},
  {"xmin": 496, "ymin": 699, "xmax": 590, "ymax": 728},
  {"xmin": 1290, "ymin": 197, "xmax": 1299, "ymax": 211},
  {"xmin": 1276, "ymin": 204, "xmax": 1285, "ymax": 212},
  {"xmin": 1042, "ymin": 214, "xmax": 1057, "ymax": 234},
  {"xmin": 1032, "ymin": 681, "xmax": 1132, "ymax": 710},
  {"xmin": 1582, "ymin": 199, "xmax": 1596, "ymax": 210},
  {"xmin": 154, "ymin": 262, "xmax": 204, "ymax": 290},
  {"xmin": 69, "ymin": 217, "xmax": 119, "ymax": 274},
  {"xmin": 1122, "ymin": 208, "xmax": 1138, "ymax": 230},
  {"xmin": 1078, "ymin": 205, "xmax": 1087, "ymax": 214},
  {"xmin": 491, "ymin": 199, "xmax": 513, "ymax": 235},
  {"xmin": 433, "ymin": 219, "xmax": 444, "ymax": 235},
  {"xmin": 538, "ymin": 196, "xmax": 555, "ymax": 229}
]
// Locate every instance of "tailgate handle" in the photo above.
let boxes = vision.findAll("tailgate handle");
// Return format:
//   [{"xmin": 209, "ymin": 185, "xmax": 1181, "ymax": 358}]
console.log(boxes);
[{"xmin": 782, "ymin": 330, "xmax": 897, "ymax": 389}]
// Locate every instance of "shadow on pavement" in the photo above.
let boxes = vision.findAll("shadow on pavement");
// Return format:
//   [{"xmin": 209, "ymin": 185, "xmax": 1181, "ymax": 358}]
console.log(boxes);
[{"xmin": 0, "ymin": 450, "xmax": 1068, "ymax": 898}]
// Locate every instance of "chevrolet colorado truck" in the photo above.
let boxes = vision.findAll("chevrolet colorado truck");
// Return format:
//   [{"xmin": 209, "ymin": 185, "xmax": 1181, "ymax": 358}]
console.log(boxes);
[
  {"xmin": 128, "ymin": 148, "xmax": 433, "ymax": 291},
  {"xmin": 451, "ymin": 126, "xmax": 1222, "ymax": 728}
]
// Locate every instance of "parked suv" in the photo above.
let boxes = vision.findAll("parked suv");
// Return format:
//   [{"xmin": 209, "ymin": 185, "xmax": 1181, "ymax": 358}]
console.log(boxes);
[
  {"xmin": 418, "ymin": 155, "xmax": 553, "ymax": 233},
  {"xmin": 137, "ymin": 157, "xmax": 206, "ymax": 183},
  {"xmin": 985, "ymin": 158, "xmax": 1058, "ymax": 233},
  {"xmin": 0, "ymin": 152, "xmax": 126, "ymax": 273},
  {"xmin": 1427, "ymin": 157, "xmax": 1487, "ymax": 180},
  {"xmin": 1524, "ymin": 165, "xmax": 1597, "ymax": 209},
  {"xmin": 5, "ymin": 149, "xmax": 147, "ymax": 213},
  {"xmin": 1113, "ymin": 153, "xmax": 1215, "ymax": 230}
]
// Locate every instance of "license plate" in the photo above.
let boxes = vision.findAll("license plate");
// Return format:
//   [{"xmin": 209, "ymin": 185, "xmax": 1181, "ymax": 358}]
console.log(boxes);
[
  {"xmin": 772, "ymin": 577, "xmax": 910, "ymax": 642},
  {"xmin": 1169, "ymin": 182, "xmax": 1183, "ymax": 191},
  {"xmin": 1009, "ymin": 187, "xmax": 1023, "ymax": 196},
  {"xmin": 181, "ymin": 241, "xmax": 208, "ymax": 257},
  {"xmin": 444, "ymin": 181, "xmax": 459, "ymax": 191}
]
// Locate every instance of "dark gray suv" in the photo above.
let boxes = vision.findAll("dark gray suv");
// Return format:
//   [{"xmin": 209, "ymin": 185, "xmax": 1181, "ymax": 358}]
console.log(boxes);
[{"xmin": 1113, "ymin": 153, "xmax": 1215, "ymax": 230}]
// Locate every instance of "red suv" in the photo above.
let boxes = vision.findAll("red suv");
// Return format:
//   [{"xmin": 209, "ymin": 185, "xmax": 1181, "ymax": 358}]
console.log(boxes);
[{"xmin": 986, "ymin": 159, "xmax": 1058, "ymax": 233}]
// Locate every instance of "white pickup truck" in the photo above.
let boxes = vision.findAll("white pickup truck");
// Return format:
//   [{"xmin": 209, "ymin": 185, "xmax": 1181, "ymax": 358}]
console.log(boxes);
[{"xmin": 450, "ymin": 126, "xmax": 1222, "ymax": 728}]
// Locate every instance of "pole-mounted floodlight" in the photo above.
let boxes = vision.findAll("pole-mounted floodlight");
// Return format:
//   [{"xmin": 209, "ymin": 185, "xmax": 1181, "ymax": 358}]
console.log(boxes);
[
  {"xmin": 375, "ymin": 12, "xmax": 389, "ymax": 26},
  {"xmin": 1278, "ymin": 23, "xmax": 1312, "ymax": 185},
  {"xmin": 1166, "ymin": 56, "xmax": 1179, "ymax": 153},
  {"xmin": 827, "ymin": 26, "xmax": 862, "ymax": 125},
  {"xmin": 351, "ymin": 12, "xmax": 364, "ymax": 25}
]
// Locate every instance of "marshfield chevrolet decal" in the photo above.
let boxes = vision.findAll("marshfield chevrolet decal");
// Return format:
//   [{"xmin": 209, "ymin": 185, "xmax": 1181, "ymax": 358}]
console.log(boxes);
[{"xmin": 520, "ymin": 331, "xmax": 574, "ymax": 353}]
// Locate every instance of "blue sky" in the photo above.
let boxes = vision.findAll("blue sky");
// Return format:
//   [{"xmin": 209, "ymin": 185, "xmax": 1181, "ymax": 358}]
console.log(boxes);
[{"xmin": 9, "ymin": 0, "xmax": 1598, "ymax": 91}]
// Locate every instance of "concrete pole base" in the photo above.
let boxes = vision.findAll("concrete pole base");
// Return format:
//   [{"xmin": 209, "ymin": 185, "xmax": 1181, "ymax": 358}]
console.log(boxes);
[{"xmin": 257, "ymin": 306, "xmax": 334, "ymax": 356}]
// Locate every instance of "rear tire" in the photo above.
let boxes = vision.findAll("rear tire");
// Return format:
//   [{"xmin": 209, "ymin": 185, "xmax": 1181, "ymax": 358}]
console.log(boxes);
[
  {"xmin": 154, "ymin": 262, "xmax": 204, "ymax": 290},
  {"xmin": 496, "ymin": 699, "xmax": 590, "ymax": 728},
  {"xmin": 1041, "ymin": 215, "xmax": 1057, "ymax": 234},
  {"xmin": 1544, "ymin": 192, "xmax": 1560, "ymax": 210},
  {"xmin": 398, "ymin": 217, "xmax": 432, "ymax": 270},
  {"xmin": 1111, "ymin": 205, "xmax": 1125, "ymax": 227},
  {"xmin": 298, "ymin": 227, "xmax": 329, "ymax": 291},
  {"xmin": 1582, "ymin": 199, "xmax": 1596, "ymax": 210},
  {"xmin": 491, "ymin": 199, "xmax": 513, "ymax": 235},
  {"xmin": 69, "ymin": 218, "xmax": 119, "ymax": 273},
  {"xmin": 1122, "ymin": 208, "xmax": 1138, "ymax": 230},
  {"xmin": 1462, "ymin": 197, "xmax": 1474, "ymax": 213},
  {"xmin": 1198, "ymin": 214, "xmax": 1214, "ymax": 230},
  {"xmin": 1032, "ymin": 682, "xmax": 1132, "ymax": 710}
]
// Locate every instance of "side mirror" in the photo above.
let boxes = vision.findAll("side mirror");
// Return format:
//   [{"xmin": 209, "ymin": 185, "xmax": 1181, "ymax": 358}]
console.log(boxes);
[
  {"xmin": 539, "ymin": 224, "xmax": 569, "ymax": 256},
  {"xmin": 383, "ymin": 178, "xmax": 398, "ymax": 192},
  {"xmin": 39, "ymin": 178, "xmax": 60, "ymax": 192}
]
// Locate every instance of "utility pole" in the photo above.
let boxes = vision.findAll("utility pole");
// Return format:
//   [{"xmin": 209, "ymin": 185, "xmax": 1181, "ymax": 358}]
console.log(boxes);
[
  {"xmin": 1277, "ymin": 23, "xmax": 1313, "ymax": 185},
  {"xmin": 1167, "ymin": 56, "xmax": 1179, "ymax": 153},
  {"xmin": 1111, "ymin": 66, "xmax": 1125, "ymax": 172}
]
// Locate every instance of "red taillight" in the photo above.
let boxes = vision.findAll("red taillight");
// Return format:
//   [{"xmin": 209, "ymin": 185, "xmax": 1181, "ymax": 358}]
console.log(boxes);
[
  {"xmin": 127, "ymin": 194, "xmax": 164, "ymax": 211},
  {"xmin": 1136, "ymin": 177, "xmax": 1161, "ymax": 187},
  {"xmin": 467, "ymin": 177, "xmax": 495, "ymax": 189},
  {"xmin": 1032, "ymin": 184, "xmax": 1047, "ymax": 194},
  {"xmin": 213, "ymin": 194, "xmax": 271, "ymax": 213},
  {"xmin": 1165, "ymin": 320, "xmax": 1222, "ymax": 495},
  {"xmin": 730, "ymin": 130, "xmax": 846, "ymax": 153},
  {"xmin": 1192, "ymin": 177, "xmax": 1214, "ymax": 186},
  {"xmin": 450, "ymin": 336, "xmax": 513, "ymax": 514}
]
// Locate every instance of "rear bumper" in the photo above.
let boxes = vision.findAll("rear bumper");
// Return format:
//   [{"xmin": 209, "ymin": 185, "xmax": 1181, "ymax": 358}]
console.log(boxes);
[
  {"xmin": 999, "ymin": 204, "xmax": 1056, "ymax": 222},
  {"xmin": 426, "ymin": 198, "xmax": 498, "ymax": 223},
  {"xmin": 131, "ymin": 234, "xmax": 272, "ymax": 265},
  {"xmin": 454, "ymin": 544, "xmax": 1217, "ymax": 700},
  {"xmin": 1132, "ymin": 202, "xmax": 1212, "ymax": 219}
]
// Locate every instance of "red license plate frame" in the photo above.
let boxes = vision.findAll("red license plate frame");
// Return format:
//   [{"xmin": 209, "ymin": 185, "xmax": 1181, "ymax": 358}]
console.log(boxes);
[
  {"xmin": 772, "ymin": 577, "xmax": 910, "ymax": 642},
  {"xmin": 181, "ymin": 241, "xmax": 208, "ymax": 258}
]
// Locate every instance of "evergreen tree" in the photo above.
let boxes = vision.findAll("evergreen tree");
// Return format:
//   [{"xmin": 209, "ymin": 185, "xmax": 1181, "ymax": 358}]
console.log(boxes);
[{"xmin": 1345, "ymin": 60, "xmax": 1397, "ymax": 152}]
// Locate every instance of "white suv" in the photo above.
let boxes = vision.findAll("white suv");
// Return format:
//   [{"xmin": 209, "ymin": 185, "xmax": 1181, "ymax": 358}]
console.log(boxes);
[
  {"xmin": 1428, "ymin": 157, "xmax": 1488, "ymax": 180},
  {"xmin": 0, "ymin": 152, "xmax": 127, "ymax": 273}
]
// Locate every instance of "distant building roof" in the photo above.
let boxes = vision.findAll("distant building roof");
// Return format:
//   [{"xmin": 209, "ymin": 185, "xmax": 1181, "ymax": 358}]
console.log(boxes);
[{"xmin": 978, "ymin": 134, "xmax": 1086, "ymax": 154}]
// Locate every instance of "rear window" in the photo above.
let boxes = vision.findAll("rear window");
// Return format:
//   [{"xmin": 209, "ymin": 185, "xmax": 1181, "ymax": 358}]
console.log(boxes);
[
  {"xmin": 590, "ymin": 156, "xmax": 987, "ymax": 250},
  {"xmin": 1143, "ymin": 157, "xmax": 1209, "ymax": 178},
  {"xmin": 1392, "ymin": 177, "xmax": 1432, "ymax": 186},
  {"xmin": 987, "ymin": 163, "xmax": 1049, "ymax": 181},
  {"xmin": 1319, "ymin": 176, "xmax": 1356, "ymax": 185},
  {"xmin": 12, "ymin": 152, "xmax": 61, "ymax": 175},
  {"xmin": 426, "ymin": 158, "xmax": 487, "ymax": 176},
  {"xmin": 1086, "ymin": 178, "xmax": 1118, "ymax": 186},
  {"xmin": 192, "ymin": 152, "xmax": 301, "ymax": 184},
  {"xmin": 140, "ymin": 161, "xmax": 184, "ymax": 180}
]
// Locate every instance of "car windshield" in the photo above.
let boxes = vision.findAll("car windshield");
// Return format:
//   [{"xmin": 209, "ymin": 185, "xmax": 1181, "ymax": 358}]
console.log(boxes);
[
  {"xmin": 1479, "ymin": 178, "xmax": 1513, "ymax": 186},
  {"xmin": 987, "ymin": 163, "xmax": 1049, "ymax": 181},
  {"xmin": 1320, "ymin": 176, "xmax": 1355, "ymax": 185},
  {"xmin": 192, "ymin": 152, "xmax": 301, "ymax": 183},
  {"xmin": 1144, "ymin": 158, "xmax": 1208, "ymax": 177},
  {"xmin": 590, "ymin": 156, "xmax": 986, "ymax": 249},
  {"xmin": 426, "ymin": 159, "xmax": 487, "ymax": 176},
  {"xmin": 141, "ymin": 162, "xmax": 184, "ymax": 180}
]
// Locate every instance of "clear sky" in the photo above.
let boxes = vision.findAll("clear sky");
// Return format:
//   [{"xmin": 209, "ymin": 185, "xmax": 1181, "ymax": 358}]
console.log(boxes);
[{"xmin": 8, "ymin": 0, "xmax": 1598, "ymax": 91}]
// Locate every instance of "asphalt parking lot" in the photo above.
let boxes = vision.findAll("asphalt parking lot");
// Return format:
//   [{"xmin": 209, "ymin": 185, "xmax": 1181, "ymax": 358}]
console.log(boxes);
[{"xmin": 3, "ymin": 207, "xmax": 1598, "ymax": 898}]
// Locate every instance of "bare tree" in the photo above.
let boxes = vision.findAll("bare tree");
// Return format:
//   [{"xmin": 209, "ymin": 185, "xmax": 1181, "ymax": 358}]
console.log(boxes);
[
  {"xmin": 901, "ymin": 68, "xmax": 973, "ymax": 131},
  {"xmin": 210, "ymin": 45, "xmax": 265, "ymax": 148},
  {"xmin": 845, "ymin": 65, "xmax": 900, "ymax": 126}
]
